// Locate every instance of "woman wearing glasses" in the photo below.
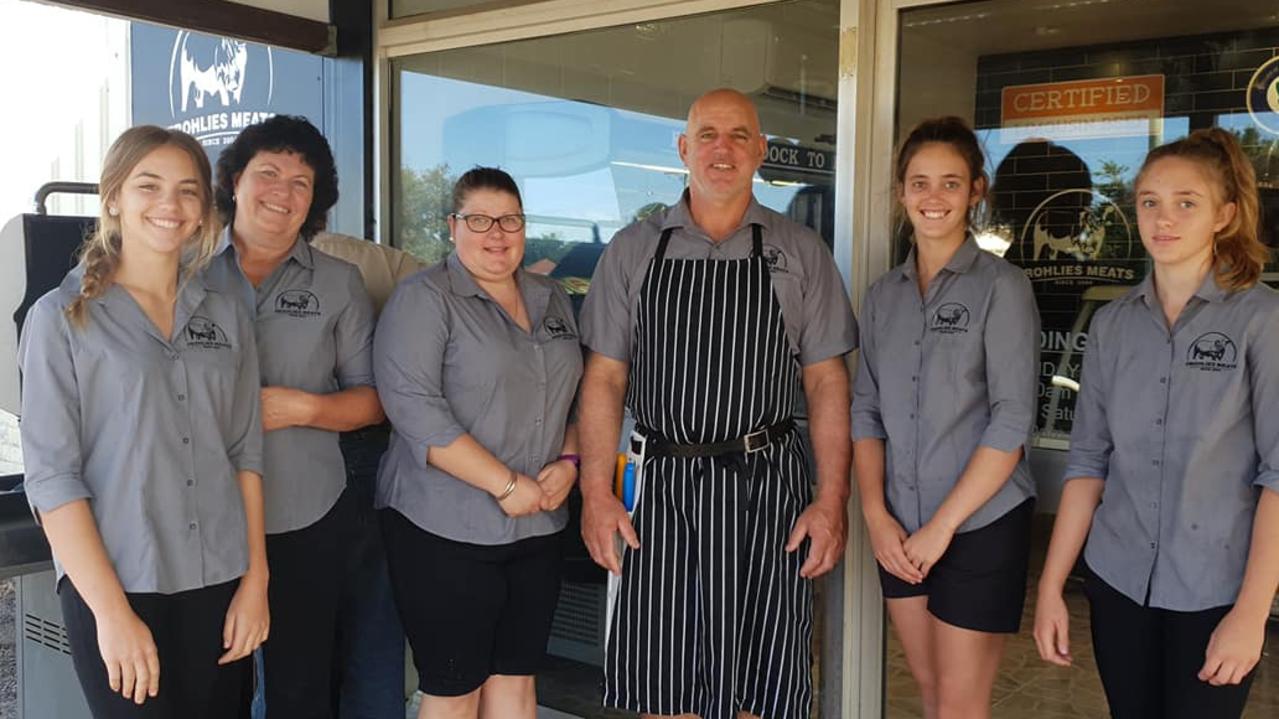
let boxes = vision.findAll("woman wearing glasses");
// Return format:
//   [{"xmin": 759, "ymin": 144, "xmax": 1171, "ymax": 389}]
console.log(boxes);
[{"xmin": 373, "ymin": 167, "xmax": 583, "ymax": 719}]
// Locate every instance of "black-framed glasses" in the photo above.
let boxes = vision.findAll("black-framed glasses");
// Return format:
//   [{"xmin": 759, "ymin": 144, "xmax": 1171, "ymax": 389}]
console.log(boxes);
[{"xmin": 451, "ymin": 212, "xmax": 526, "ymax": 233}]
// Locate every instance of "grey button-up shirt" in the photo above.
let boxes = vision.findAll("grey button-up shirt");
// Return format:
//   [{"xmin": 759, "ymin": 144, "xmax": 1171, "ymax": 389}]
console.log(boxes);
[
  {"xmin": 19, "ymin": 268, "xmax": 263, "ymax": 594},
  {"xmin": 1065, "ymin": 272, "xmax": 1279, "ymax": 611},
  {"xmin": 373, "ymin": 253, "xmax": 583, "ymax": 545},
  {"xmin": 852, "ymin": 238, "xmax": 1039, "ymax": 534},
  {"xmin": 204, "ymin": 231, "xmax": 376, "ymax": 534},
  {"xmin": 580, "ymin": 193, "xmax": 858, "ymax": 366}
]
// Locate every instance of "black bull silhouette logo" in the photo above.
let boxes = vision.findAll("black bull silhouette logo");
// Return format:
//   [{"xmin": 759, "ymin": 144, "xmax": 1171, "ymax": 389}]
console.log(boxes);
[
  {"xmin": 278, "ymin": 294, "xmax": 312, "ymax": 311},
  {"xmin": 935, "ymin": 306, "xmax": 967, "ymax": 327},
  {"xmin": 1192, "ymin": 338, "xmax": 1230, "ymax": 362},
  {"xmin": 187, "ymin": 324, "xmax": 219, "ymax": 342}
]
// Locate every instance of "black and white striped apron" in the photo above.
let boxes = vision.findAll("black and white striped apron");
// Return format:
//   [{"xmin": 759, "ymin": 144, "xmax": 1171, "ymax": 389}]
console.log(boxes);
[{"xmin": 603, "ymin": 224, "xmax": 814, "ymax": 719}]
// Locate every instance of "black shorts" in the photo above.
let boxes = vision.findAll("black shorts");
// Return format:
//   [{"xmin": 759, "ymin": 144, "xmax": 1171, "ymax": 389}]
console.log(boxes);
[
  {"xmin": 379, "ymin": 508, "xmax": 563, "ymax": 697},
  {"xmin": 878, "ymin": 498, "xmax": 1034, "ymax": 634}
]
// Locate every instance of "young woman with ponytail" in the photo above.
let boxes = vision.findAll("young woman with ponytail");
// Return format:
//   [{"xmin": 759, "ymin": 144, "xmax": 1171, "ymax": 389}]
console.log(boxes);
[
  {"xmin": 852, "ymin": 116, "xmax": 1039, "ymax": 717},
  {"xmin": 18, "ymin": 126, "xmax": 268, "ymax": 718},
  {"xmin": 1034, "ymin": 128, "xmax": 1279, "ymax": 718}
]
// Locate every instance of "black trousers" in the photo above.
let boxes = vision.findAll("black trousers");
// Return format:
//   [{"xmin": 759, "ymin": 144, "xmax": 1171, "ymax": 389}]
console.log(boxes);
[
  {"xmin": 60, "ymin": 577, "xmax": 252, "ymax": 719},
  {"xmin": 262, "ymin": 489, "xmax": 355, "ymax": 719},
  {"xmin": 1085, "ymin": 568, "xmax": 1257, "ymax": 719}
]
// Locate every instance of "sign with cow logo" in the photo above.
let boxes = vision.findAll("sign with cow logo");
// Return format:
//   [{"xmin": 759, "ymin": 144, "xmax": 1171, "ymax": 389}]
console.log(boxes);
[
  {"xmin": 275, "ymin": 290, "xmax": 321, "ymax": 318},
  {"xmin": 1186, "ymin": 332, "xmax": 1238, "ymax": 372},
  {"xmin": 931, "ymin": 303, "xmax": 970, "ymax": 334},
  {"xmin": 1247, "ymin": 56, "xmax": 1279, "ymax": 137},
  {"xmin": 130, "ymin": 23, "xmax": 324, "ymax": 161},
  {"xmin": 543, "ymin": 315, "xmax": 576, "ymax": 340},
  {"xmin": 762, "ymin": 244, "xmax": 788, "ymax": 274},
  {"xmin": 184, "ymin": 316, "xmax": 231, "ymax": 350},
  {"xmin": 992, "ymin": 139, "xmax": 1146, "ymax": 441}
]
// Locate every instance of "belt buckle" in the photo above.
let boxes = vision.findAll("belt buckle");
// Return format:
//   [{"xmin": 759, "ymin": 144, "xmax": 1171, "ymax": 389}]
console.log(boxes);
[{"xmin": 743, "ymin": 428, "xmax": 770, "ymax": 454}]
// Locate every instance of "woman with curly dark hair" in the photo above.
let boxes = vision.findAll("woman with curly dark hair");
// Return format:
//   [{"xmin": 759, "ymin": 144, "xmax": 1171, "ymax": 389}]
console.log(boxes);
[{"xmin": 203, "ymin": 115, "xmax": 386, "ymax": 719}]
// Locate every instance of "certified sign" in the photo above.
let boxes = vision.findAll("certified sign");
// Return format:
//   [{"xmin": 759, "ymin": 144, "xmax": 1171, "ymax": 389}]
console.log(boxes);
[
  {"xmin": 1246, "ymin": 56, "xmax": 1279, "ymax": 136},
  {"xmin": 1000, "ymin": 75, "xmax": 1164, "ymax": 141}
]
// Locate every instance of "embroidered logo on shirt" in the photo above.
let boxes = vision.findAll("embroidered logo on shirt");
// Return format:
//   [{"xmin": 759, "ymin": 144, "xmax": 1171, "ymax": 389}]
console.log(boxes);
[
  {"xmin": 931, "ymin": 303, "xmax": 971, "ymax": 334},
  {"xmin": 762, "ymin": 244, "xmax": 789, "ymax": 274},
  {"xmin": 1186, "ymin": 332, "xmax": 1238, "ymax": 371},
  {"xmin": 544, "ymin": 316, "xmax": 577, "ymax": 340},
  {"xmin": 184, "ymin": 316, "xmax": 231, "ymax": 350},
  {"xmin": 275, "ymin": 289, "xmax": 321, "ymax": 318}
]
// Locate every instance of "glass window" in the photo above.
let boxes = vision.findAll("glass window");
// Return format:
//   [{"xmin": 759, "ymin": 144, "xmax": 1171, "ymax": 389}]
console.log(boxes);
[
  {"xmin": 897, "ymin": 0, "xmax": 1279, "ymax": 447},
  {"xmin": 392, "ymin": 0, "xmax": 841, "ymax": 298}
]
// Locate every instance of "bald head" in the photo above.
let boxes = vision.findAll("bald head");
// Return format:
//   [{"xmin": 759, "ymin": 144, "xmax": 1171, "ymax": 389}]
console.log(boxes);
[
  {"xmin": 685, "ymin": 88, "xmax": 762, "ymax": 135},
  {"xmin": 678, "ymin": 89, "xmax": 767, "ymax": 212}
]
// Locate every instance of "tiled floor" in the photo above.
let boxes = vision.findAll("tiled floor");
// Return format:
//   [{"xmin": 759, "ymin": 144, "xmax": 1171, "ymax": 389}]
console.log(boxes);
[{"xmin": 886, "ymin": 576, "xmax": 1279, "ymax": 719}]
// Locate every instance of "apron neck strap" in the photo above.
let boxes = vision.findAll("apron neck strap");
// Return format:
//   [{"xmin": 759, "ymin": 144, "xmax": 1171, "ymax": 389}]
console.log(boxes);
[
  {"xmin": 653, "ymin": 224, "xmax": 763, "ymax": 263},
  {"xmin": 655, "ymin": 228, "xmax": 674, "ymax": 264}
]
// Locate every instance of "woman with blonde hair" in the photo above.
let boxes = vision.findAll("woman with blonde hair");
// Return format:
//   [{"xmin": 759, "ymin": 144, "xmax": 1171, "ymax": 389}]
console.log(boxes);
[
  {"xmin": 1034, "ymin": 128, "xmax": 1279, "ymax": 718},
  {"xmin": 18, "ymin": 125, "xmax": 268, "ymax": 718}
]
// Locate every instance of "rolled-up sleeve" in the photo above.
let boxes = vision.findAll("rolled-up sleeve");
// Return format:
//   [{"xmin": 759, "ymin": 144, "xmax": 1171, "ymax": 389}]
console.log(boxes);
[
  {"xmin": 1249, "ymin": 306, "xmax": 1279, "ymax": 493},
  {"xmin": 579, "ymin": 234, "xmax": 633, "ymax": 362},
  {"xmin": 979, "ymin": 269, "xmax": 1040, "ymax": 452},
  {"xmin": 374, "ymin": 283, "xmax": 465, "ymax": 469},
  {"xmin": 1064, "ymin": 308, "xmax": 1114, "ymax": 481},
  {"xmin": 797, "ymin": 238, "xmax": 858, "ymax": 365},
  {"xmin": 227, "ymin": 301, "xmax": 264, "ymax": 476},
  {"xmin": 18, "ymin": 298, "xmax": 94, "ymax": 515},
  {"xmin": 850, "ymin": 288, "xmax": 886, "ymax": 440},
  {"xmin": 334, "ymin": 267, "xmax": 376, "ymax": 389}
]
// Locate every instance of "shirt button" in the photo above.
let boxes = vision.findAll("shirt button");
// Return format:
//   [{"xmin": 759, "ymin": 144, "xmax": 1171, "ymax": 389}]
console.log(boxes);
[
  {"xmin": 187, "ymin": 479, "xmax": 195, "ymax": 487},
  {"xmin": 1155, "ymin": 418, "xmax": 1163, "ymax": 426},
  {"xmin": 1150, "ymin": 542, "xmax": 1157, "ymax": 549},
  {"xmin": 911, "ymin": 376, "xmax": 918, "ymax": 382},
  {"xmin": 1152, "ymin": 459, "xmax": 1160, "ymax": 466},
  {"xmin": 914, "ymin": 340, "xmax": 921, "ymax": 346},
  {"xmin": 177, "ymin": 394, "xmax": 186, "ymax": 401},
  {"xmin": 1159, "ymin": 377, "xmax": 1167, "ymax": 384},
  {"xmin": 189, "ymin": 522, "xmax": 198, "ymax": 531},
  {"xmin": 182, "ymin": 437, "xmax": 190, "ymax": 445},
  {"xmin": 909, "ymin": 413, "xmax": 915, "ymax": 419}
]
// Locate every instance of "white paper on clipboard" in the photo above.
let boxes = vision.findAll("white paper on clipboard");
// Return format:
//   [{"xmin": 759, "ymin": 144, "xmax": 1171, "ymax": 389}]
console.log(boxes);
[{"xmin": 605, "ymin": 424, "xmax": 646, "ymax": 648}]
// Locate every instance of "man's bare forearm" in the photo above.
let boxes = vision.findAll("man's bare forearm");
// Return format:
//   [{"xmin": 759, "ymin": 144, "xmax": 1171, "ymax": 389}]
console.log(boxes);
[
  {"xmin": 803, "ymin": 356, "xmax": 851, "ymax": 505},
  {"xmin": 579, "ymin": 353, "xmax": 629, "ymax": 501}
]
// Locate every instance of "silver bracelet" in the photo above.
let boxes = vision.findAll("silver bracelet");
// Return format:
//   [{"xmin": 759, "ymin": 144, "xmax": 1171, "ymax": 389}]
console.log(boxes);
[{"xmin": 495, "ymin": 470, "xmax": 518, "ymax": 502}]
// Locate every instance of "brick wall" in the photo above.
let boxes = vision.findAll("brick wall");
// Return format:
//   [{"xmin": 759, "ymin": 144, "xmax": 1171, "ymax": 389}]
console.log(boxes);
[{"xmin": 975, "ymin": 27, "xmax": 1279, "ymax": 132}]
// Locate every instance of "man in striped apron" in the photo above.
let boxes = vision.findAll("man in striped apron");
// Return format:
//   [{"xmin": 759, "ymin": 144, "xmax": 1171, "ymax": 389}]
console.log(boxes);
[{"xmin": 579, "ymin": 88, "xmax": 858, "ymax": 719}]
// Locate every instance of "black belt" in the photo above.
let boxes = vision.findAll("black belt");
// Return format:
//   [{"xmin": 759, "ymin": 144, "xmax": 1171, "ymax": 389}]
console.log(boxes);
[{"xmin": 638, "ymin": 419, "xmax": 795, "ymax": 458}]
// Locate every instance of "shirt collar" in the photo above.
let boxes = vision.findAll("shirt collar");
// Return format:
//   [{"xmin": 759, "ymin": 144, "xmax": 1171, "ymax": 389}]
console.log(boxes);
[
  {"xmin": 659, "ymin": 190, "xmax": 770, "ymax": 238},
  {"xmin": 444, "ymin": 251, "xmax": 553, "ymax": 325},
  {"xmin": 897, "ymin": 235, "xmax": 981, "ymax": 281},
  {"xmin": 216, "ymin": 225, "xmax": 313, "ymax": 269},
  {"xmin": 67, "ymin": 263, "xmax": 210, "ymax": 342},
  {"xmin": 1132, "ymin": 270, "xmax": 1229, "ymax": 308},
  {"xmin": 445, "ymin": 251, "xmax": 484, "ymax": 298}
]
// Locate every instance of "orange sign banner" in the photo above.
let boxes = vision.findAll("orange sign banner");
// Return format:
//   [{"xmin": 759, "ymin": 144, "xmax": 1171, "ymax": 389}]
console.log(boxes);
[{"xmin": 1001, "ymin": 75, "xmax": 1165, "ymax": 125}]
